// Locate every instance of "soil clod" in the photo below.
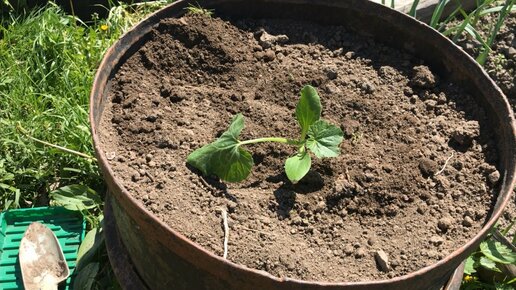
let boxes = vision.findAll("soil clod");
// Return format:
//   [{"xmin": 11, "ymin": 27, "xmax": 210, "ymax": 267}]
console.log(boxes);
[
  {"xmin": 419, "ymin": 158, "xmax": 438, "ymax": 177},
  {"xmin": 410, "ymin": 65, "xmax": 437, "ymax": 89}
]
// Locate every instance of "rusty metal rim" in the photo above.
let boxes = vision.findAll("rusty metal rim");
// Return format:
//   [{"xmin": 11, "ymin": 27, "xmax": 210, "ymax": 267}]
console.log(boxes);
[
  {"xmin": 90, "ymin": 0, "xmax": 516, "ymax": 287},
  {"xmin": 104, "ymin": 193, "xmax": 149, "ymax": 290}
]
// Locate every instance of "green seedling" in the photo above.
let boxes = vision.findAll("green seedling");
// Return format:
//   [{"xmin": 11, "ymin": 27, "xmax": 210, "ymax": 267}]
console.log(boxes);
[{"xmin": 187, "ymin": 85, "xmax": 343, "ymax": 183}]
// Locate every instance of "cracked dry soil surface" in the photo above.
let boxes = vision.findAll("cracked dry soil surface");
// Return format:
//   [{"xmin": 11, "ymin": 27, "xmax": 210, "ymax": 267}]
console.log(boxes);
[{"xmin": 98, "ymin": 15, "xmax": 502, "ymax": 282}]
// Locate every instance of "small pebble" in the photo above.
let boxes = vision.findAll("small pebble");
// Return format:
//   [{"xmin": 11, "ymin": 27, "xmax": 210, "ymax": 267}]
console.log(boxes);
[
  {"xmin": 131, "ymin": 174, "xmax": 141, "ymax": 182},
  {"xmin": 325, "ymin": 67, "xmax": 338, "ymax": 80},
  {"xmin": 344, "ymin": 245, "xmax": 354, "ymax": 255},
  {"xmin": 488, "ymin": 170, "xmax": 500, "ymax": 185},
  {"xmin": 263, "ymin": 50, "xmax": 276, "ymax": 62},
  {"xmin": 315, "ymin": 201, "xmax": 326, "ymax": 213},
  {"xmin": 227, "ymin": 201, "xmax": 237, "ymax": 212},
  {"xmin": 429, "ymin": 235, "xmax": 444, "ymax": 246},
  {"xmin": 462, "ymin": 216, "xmax": 473, "ymax": 227},
  {"xmin": 361, "ymin": 82, "xmax": 376, "ymax": 94},
  {"xmin": 417, "ymin": 206, "xmax": 426, "ymax": 214},
  {"xmin": 355, "ymin": 248, "xmax": 366, "ymax": 259},
  {"xmin": 438, "ymin": 217, "xmax": 453, "ymax": 232},
  {"xmin": 374, "ymin": 250, "xmax": 390, "ymax": 272},
  {"xmin": 419, "ymin": 158, "xmax": 438, "ymax": 176}
]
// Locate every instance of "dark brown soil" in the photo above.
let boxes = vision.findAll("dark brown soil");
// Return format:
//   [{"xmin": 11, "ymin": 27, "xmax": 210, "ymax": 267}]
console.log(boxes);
[{"xmin": 98, "ymin": 15, "xmax": 501, "ymax": 282}]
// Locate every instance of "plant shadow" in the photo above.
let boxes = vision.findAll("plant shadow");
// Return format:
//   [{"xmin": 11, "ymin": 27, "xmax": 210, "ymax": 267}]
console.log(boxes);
[{"xmin": 271, "ymin": 171, "xmax": 325, "ymax": 219}]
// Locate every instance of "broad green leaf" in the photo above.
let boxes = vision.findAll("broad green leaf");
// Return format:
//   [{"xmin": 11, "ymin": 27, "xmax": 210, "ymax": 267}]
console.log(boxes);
[
  {"xmin": 480, "ymin": 240, "xmax": 516, "ymax": 265},
  {"xmin": 464, "ymin": 255, "xmax": 477, "ymax": 275},
  {"xmin": 285, "ymin": 151, "xmax": 311, "ymax": 183},
  {"xmin": 479, "ymin": 256, "xmax": 501, "ymax": 272},
  {"xmin": 187, "ymin": 114, "xmax": 253, "ymax": 182},
  {"xmin": 306, "ymin": 120, "xmax": 343, "ymax": 158},
  {"xmin": 76, "ymin": 227, "xmax": 105, "ymax": 271},
  {"xmin": 296, "ymin": 85, "xmax": 321, "ymax": 138},
  {"xmin": 73, "ymin": 262, "xmax": 99, "ymax": 290},
  {"xmin": 77, "ymin": 228, "xmax": 98, "ymax": 263},
  {"xmin": 208, "ymin": 145, "xmax": 253, "ymax": 182},
  {"xmin": 226, "ymin": 112, "xmax": 245, "ymax": 137},
  {"xmin": 49, "ymin": 184, "xmax": 101, "ymax": 211}
]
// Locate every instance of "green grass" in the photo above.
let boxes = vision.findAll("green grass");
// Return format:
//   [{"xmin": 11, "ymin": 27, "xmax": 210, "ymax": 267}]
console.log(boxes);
[
  {"xmin": 0, "ymin": 4, "xmax": 101, "ymax": 210},
  {"xmin": 429, "ymin": 0, "xmax": 515, "ymax": 66},
  {"xmin": 0, "ymin": 2, "xmax": 173, "ymax": 288},
  {"xmin": 0, "ymin": 1, "xmax": 173, "ymax": 211},
  {"xmin": 185, "ymin": 2, "xmax": 214, "ymax": 16}
]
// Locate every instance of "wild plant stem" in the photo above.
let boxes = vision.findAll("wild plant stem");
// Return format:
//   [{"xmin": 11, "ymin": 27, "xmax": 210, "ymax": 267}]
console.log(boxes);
[
  {"xmin": 17, "ymin": 124, "xmax": 97, "ymax": 161},
  {"xmin": 239, "ymin": 137, "xmax": 300, "ymax": 146}
]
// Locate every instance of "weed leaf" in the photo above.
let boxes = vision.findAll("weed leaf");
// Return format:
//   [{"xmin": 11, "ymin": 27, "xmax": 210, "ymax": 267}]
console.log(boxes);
[
  {"xmin": 49, "ymin": 184, "xmax": 101, "ymax": 211},
  {"xmin": 76, "ymin": 227, "xmax": 105, "ymax": 271},
  {"xmin": 464, "ymin": 255, "xmax": 477, "ymax": 275},
  {"xmin": 296, "ymin": 85, "xmax": 321, "ymax": 138},
  {"xmin": 187, "ymin": 114, "xmax": 253, "ymax": 182},
  {"xmin": 73, "ymin": 262, "xmax": 99, "ymax": 290},
  {"xmin": 306, "ymin": 120, "xmax": 343, "ymax": 158},
  {"xmin": 285, "ymin": 151, "xmax": 311, "ymax": 183},
  {"xmin": 479, "ymin": 256, "xmax": 501, "ymax": 272},
  {"xmin": 480, "ymin": 240, "xmax": 516, "ymax": 264}
]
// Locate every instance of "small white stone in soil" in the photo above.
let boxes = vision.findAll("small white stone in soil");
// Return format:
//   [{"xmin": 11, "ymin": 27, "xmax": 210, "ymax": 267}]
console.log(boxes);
[
  {"xmin": 488, "ymin": 170, "xmax": 500, "ymax": 184},
  {"xmin": 375, "ymin": 250, "xmax": 390, "ymax": 272}
]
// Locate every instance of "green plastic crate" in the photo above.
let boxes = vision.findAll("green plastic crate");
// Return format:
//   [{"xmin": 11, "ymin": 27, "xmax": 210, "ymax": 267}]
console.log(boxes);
[{"xmin": 0, "ymin": 207, "xmax": 86, "ymax": 290}]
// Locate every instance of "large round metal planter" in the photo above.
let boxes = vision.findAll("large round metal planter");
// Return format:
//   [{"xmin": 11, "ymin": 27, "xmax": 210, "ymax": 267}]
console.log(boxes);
[{"xmin": 89, "ymin": 0, "xmax": 516, "ymax": 289}]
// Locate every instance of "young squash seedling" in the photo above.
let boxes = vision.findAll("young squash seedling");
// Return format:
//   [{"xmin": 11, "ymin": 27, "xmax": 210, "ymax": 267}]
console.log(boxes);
[{"xmin": 187, "ymin": 85, "xmax": 343, "ymax": 183}]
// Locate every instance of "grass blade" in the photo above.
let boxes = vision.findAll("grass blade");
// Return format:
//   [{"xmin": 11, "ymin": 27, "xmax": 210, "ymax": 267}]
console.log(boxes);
[
  {"xmin": 409, "ymin": 0, "xmax": 420, "ymax": 17},
  {"xmin": 480, "ymin": 5, "xmax": 516, "ymax": 15},
  {"xmin": 463, "ymin": 23, "xmax": 491, "ymax": 51},
  {"xmin": 430, "ymin": 0, "xmax": 451, "ymax": 29},
  {"xmin": 476, "ymin": 0, "xmax": 514, "ymax": 65}
]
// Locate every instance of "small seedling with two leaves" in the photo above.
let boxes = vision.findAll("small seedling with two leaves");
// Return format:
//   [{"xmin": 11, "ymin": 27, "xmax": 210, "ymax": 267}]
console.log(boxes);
[{"xmin": 187, "ymin": 85, "xmax": 343, "ymax": 183}]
